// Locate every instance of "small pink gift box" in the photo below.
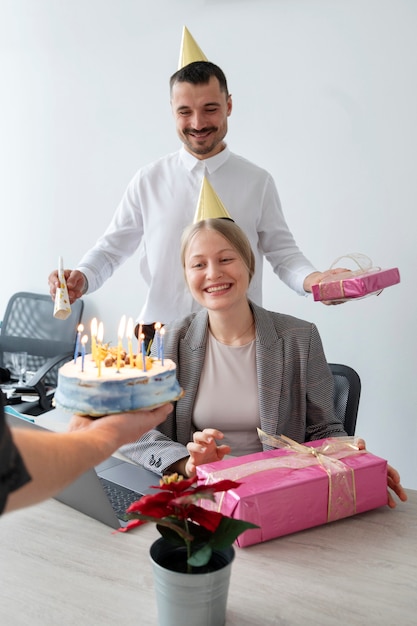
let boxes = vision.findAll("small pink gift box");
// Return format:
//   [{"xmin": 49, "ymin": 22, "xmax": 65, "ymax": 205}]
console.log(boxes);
[
  {"xmin": 197, "ymin": 438, "xmax": 388, "ymax": 547},
  {"xmin": 312, "ymin": 267, "xmax": 400, "ymax": 302}
]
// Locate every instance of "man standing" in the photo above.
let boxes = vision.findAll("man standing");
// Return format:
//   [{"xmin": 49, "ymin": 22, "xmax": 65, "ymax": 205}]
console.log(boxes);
[{"xmin": 49, "ymin": 29, "xmax": 331, "ymax": 343}]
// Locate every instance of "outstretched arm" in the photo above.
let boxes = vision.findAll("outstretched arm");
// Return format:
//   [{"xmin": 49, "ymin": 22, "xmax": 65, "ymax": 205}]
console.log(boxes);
[{"xmin": 4, "ymin": 404, "xmax": 171, "ymax": 513}]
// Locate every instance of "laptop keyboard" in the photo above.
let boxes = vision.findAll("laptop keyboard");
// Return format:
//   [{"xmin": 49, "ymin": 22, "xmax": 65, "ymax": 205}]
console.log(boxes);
[{"xmin": 99, "ymin": 477, "xmax": 142, "ymax": 521}]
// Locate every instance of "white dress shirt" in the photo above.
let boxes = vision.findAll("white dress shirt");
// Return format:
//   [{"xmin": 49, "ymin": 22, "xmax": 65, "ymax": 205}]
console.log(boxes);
[{"xmin": 77, "ymin": 146, "xmax": 315, "ymax": 323}]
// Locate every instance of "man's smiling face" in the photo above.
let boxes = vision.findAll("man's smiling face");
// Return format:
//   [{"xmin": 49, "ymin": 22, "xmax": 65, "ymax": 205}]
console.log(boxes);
[{"xmin": 171, "ymin": 75, "xmax": 232, "ymax": 159}]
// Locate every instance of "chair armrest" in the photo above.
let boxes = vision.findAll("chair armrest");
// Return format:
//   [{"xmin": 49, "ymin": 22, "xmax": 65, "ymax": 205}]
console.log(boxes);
[{"xmin": 14, "ymin": 352, "xmax": 72, "ymax": 410}]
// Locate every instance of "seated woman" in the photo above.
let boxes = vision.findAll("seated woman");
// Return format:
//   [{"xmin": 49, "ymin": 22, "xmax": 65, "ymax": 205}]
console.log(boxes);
[{"xmin": 121, "ymin": 218, "xmax": 406, "ymax": 507}]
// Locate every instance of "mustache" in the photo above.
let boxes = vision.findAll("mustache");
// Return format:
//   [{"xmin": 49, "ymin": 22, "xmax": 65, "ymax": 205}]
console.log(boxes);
[{"xmin": 184, "ymin": 127, "xmax": 217, "ymax": 136}]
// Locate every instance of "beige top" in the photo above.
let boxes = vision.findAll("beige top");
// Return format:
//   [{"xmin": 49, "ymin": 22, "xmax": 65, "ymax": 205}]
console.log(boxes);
[{"xmin": 192, "ymin": 331, "xmax": 262, "ymax": 456}]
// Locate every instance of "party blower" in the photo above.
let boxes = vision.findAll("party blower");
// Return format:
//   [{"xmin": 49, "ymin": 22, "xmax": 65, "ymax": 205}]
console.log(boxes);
[{"xmin": 53, "ymin": 256, "xmax": 72, "ymax": 320}]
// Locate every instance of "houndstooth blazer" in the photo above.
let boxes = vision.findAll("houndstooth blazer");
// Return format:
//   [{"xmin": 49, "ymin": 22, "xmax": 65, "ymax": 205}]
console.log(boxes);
[{"xmin": 121, "ymin": 302, "xmax": 346, "ymax": 474}]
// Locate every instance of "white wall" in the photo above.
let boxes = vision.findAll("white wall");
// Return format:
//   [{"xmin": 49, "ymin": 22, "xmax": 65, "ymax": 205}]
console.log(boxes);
[{"xmin": 1, "ymin": 0, "xmax": 416, "ymax": 488}]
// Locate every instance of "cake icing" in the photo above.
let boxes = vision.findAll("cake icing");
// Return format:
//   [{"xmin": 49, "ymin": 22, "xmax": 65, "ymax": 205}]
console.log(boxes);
[{"xmin": 54, "ymin": 352, "xmax": 183, "ymax": 416}]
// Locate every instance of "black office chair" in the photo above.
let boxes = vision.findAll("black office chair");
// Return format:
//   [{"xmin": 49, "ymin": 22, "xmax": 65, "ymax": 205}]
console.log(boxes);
[
  {"xmin": 0, "ymin": 292, "xmax": 84, "ymax": 415},
  {"xmin": 329, "ymin": 363, "xmax": 361, "ymax": 436}
]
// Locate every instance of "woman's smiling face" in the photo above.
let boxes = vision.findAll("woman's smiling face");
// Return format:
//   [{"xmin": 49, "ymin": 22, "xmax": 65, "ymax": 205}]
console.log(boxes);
[{"xmin": 184, "ymin": 228, "xmax": 250, "ymax": 312}]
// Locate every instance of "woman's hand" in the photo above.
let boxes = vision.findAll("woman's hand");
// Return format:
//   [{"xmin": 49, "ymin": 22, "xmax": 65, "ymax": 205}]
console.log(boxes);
[
  {"xmin": 185, "ymin": 428, "xmax": 231, "ymax": 477},
  {"xmin": 386, "ymin": 464, "xmax": 408, "ymax": 508},
  {"xmin": 356, "ymin": 438, "xmax": 407, "ymax": 508}
]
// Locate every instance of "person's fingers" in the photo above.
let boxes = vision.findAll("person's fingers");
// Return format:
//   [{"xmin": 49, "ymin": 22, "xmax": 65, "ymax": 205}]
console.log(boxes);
[
  {"xmin": 386, "ymin": 464, "xmax": 408, "ymax": 507},
  {"xmin": 216, "ymin": 444, "xmax": 232, "ymax": 459},
  {"xmin": 192, "ymin": 428, "xmax": 224, "ymax": 445},
  {"xmin": 48, "ymin": 270, "xmax": 60, "ymax": 298},
  {"xmin": 187, "ymin": 441, "xmax": 207, "ymax": 454}
]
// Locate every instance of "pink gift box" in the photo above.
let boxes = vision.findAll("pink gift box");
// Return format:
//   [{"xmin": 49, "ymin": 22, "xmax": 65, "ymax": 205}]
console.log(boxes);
[
  {"xmin": 197, "ymin": 439, "xmax": 388, "ymax": 547},
  {"xmin": 311, "ymin": 267, "xmax": 400, "ymax": 302}
]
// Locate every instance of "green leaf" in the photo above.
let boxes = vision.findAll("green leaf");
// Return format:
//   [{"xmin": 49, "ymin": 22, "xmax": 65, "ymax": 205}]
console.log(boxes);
[
  {"xmin": 188, "ymin": 544, "xmax": 212, "ymax": 568},
  {"xmin": 209, "ymin": 516, "xmax": 259, "ymax": 550},
  {"xmin": 157, "ymin": 524, "xmax": 187, "ymax": 547}
]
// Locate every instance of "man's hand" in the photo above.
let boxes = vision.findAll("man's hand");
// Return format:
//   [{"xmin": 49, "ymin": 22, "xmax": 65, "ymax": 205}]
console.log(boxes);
[
  {"xmin": 303, "ymin": 268, "xmax": 353, "ymax": 305},
  {"xmin": 48, "ymin": 269, "xmax": 87, "ymax": 304},
  {"xmin": 68, "ymin": 403, "xmax": 173, "ymax": 448}
]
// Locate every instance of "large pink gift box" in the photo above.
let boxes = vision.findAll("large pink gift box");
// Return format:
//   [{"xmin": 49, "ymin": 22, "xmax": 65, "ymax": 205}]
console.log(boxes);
[
  {"xmin": 311, "ymin": 267, "xmax": 400, "ymax": 302},
  {"xmin": 197, "ymin": 438, "xmax": 388, "ymax": 547}
]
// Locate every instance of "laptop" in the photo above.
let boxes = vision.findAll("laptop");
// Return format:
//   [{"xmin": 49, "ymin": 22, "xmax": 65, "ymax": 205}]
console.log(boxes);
[{"xmin": 5, "ymin": 406, "xmax": 161, "ymax": 529}]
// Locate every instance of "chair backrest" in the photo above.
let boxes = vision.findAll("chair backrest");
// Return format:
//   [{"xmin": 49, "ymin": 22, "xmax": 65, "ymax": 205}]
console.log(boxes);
[
  {"xmin": 0, "ymin": 292, "xmax": 84, "ymax": 386},
  {"xmin": 329, "ymin": 363, "xmax": 361, "ymax": 436}
]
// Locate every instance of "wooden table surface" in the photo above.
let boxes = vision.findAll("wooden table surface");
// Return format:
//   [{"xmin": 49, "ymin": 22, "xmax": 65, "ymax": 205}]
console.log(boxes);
[{"xmin": 0, "ymin": 488, "xmax": 415, "ymax": 625}]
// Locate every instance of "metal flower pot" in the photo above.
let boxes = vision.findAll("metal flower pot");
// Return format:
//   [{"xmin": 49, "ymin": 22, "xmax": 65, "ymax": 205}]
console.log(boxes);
[{"xmin": 149, "ymin": 538, "xmax": 235, "ymax": 626}]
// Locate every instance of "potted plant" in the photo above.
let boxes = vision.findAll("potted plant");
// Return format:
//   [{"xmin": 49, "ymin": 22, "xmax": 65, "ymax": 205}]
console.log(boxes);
[{"xmin": 119, "ymin": 473, "xmax": 258, "ymax": 626}]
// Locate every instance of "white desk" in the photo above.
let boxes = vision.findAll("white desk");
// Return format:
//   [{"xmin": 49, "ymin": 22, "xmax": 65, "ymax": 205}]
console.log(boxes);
[{"xmin": 0, "ymin": 487, "xmax": 416, "ymax": 625}]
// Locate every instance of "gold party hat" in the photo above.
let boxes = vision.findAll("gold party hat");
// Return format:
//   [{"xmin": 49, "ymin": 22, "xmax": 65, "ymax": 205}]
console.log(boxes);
[
  {"xmin": 178, "ymin": 26, "xmax": 208, "ymax": 70},
  {"xmin": 193, "ymin": 176, "xmax": 233, "ymax": 223}
]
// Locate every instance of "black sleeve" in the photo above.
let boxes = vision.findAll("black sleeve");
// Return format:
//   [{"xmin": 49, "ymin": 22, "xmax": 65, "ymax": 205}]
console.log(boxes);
[{"xmin": 0, "ymin": 395, "xmax": 32, "ymax": 514}]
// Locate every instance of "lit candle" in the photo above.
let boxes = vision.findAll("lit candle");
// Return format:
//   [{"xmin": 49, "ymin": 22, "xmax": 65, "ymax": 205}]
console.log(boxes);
[
  {"xmin": 117, "ymin": 315, "xmax": 126, "ymax": 372},
  {"xmin": 97, "ymin": 322, "xmax": 104, "ymax": 377},
  {"xmin": 90, "ymin": 318, "xmax": 98, "ymax": 363},
  {"xmin": 73, "ymin": 323, "xmax": 84, "ymax": 363},
  {"xmin": 137, "ymin": 320, "xmax": 144, "ymax": 368},
  {"xmin": 154, "ymin": 322, "xmax": 161, "ymax": 359},
  {"xmin": 81, "ymin": 335, "xmax": 88, "ymax": 372},
  {"xmin": 159, "ymin": 327, "xmax": 165, "ymax": 366},
  {"xmin": 126, "ymin": 317, "xmax": 134, "ymax": 367},
  {"xmin": 141, "ymin": 333, "xmax": 147, "ymax": 371}
]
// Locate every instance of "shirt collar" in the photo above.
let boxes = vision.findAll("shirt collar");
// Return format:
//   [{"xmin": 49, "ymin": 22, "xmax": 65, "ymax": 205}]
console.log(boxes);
[{"xmin": 179, "ymin": 144, "xmax": 230, "ymax": 174}]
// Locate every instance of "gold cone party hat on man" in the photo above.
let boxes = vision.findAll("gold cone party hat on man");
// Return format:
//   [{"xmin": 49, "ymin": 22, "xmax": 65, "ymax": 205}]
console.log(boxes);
[
  {"xmin": 193, "ymin": 176, "xmax": 233, "ymax": 223},
  {"xmin": 178, "ymin": 26, "xmax": 208, "ymax": 69}
]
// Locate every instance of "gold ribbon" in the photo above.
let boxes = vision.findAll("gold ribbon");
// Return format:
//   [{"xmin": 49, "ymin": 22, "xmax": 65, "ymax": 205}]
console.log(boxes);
[{"xmin": 203, "ymin": 432, "xmax": 363, "ymax": 522}]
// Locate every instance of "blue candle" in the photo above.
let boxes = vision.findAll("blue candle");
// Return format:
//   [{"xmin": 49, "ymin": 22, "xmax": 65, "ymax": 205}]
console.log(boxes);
[
  {"xmin": 141, "ymin": 333, "xmax": 147, "ymax": 371},
  {"xmin": 160, "ymin": 327, "xmax": 165, "ymax": 366},
  {"xmin": 154, "ymin": 322, "xmax": 161, "ymax": 359},
  {"xmin": 73, "ymin": 324, "xmax": 84, "ymax": 363},
  {"xmin": 81, "ymin": 335, "xmax": 88, "ymax": 372}
]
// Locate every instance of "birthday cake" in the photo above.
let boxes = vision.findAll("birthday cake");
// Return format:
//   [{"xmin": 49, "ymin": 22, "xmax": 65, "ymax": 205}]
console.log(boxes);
[{"xmin": 54, "ymin": 349, "xmax": 183, "ymax": 416}]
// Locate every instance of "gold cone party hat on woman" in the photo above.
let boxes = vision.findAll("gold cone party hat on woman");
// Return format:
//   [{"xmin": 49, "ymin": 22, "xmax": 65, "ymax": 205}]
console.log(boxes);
[
  {"xmin": 193, "ymin": 176, "xmax": 233, "ymax": 223},
  {"xmin": 178, "ymin": 26, "xmax": 208, "ymax": 69}
]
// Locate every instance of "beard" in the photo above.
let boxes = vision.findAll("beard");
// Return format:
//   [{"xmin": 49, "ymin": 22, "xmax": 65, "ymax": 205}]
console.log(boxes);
[{"xmin": 182, "ymin": 125, "xmax": 226, "ymax": 156}]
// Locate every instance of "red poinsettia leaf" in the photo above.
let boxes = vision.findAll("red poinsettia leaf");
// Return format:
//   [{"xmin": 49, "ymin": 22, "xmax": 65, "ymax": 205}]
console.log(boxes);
[
  {"xmin": 117, "ymin": 518, "xmax": 147, "ymax": 533},
  {"xmin": 186, "ymin": 504, "xmax": 223, "ymax": 532},
  {"xmin": 127, "ymin": 491, "xmax": 173, "ymax": 517},
  {"xmin": 198, "ymin": 479, "xmax": 241, "ymax": 494}
]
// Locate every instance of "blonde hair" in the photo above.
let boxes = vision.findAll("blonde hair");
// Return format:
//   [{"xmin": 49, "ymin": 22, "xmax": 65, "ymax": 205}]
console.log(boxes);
[{"xmin": 180, "ymin": 219, "xmax": 255, "ymax": 283}]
